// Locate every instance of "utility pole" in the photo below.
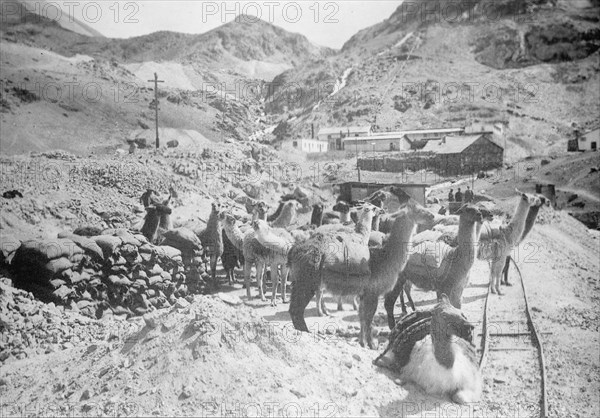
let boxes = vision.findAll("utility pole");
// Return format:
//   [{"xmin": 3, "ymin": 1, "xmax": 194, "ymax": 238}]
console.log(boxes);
[
  {"xmin": 355, "ymin": 136, "xmax": 361, "ymax": 182},
  {"xmin": 148, "ymin": 72, "xmax": 164, "ymax": 149}
]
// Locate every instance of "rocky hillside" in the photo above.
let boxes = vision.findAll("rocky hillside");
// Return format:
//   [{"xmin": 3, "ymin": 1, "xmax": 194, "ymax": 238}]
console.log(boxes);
[
  {"xmin": 1, "ymin": 8, "xmax": 332, "ymax": 80},
  {"xmin": 265, "ymin": 0, "xmax": 600, "ymax": 159}
]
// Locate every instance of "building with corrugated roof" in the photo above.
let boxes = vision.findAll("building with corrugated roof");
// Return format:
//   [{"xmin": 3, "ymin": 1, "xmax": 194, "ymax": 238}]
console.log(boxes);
[{"xmin": 421, "ymin": 133, "xmax": 504, "ymax": 174}]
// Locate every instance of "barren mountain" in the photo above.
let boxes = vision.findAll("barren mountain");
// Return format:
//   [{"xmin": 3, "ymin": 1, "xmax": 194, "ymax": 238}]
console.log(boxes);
[
  {"xmin": 265, "ymin": 0, "xmax": 600, "ymax": 158},
  {"xmin": 0, "ymin": 8, "xmax": 334, "ymax": 154}
]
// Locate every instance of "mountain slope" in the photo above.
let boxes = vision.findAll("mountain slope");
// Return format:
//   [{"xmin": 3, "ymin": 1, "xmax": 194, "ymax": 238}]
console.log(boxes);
[
  {"xmin": 7, "ymin": 0, "xmax": 106, "ymax": 37},
  {"xmin": 265, "ymin": 0, "xmax": 600, "ymax": 159},
  {"xmin": 0, "ymin": 10, "xmax": 332, "ymax": 81},
  {"xmin": 0, "ymin": 11, "xmax": 335, "ymax": 154}
]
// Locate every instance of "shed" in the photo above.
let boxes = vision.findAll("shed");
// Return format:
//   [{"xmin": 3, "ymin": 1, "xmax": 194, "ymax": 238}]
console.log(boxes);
[
  {"xmin": 421, "ymin": 133, "xmax": 503, "ymax": 175},
  {"xmin": 578, "ymin": 128, "xmax": 599, "ymax": 151}
]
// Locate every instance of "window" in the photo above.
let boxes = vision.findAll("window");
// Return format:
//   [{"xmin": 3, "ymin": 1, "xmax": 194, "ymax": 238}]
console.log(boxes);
[{"xmin": 293, "ymin": 141, "xmax": 298, "ymax": 147}]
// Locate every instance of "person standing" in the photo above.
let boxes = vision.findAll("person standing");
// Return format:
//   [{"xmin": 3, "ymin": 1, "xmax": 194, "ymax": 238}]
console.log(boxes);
[
  {"xmin": 465, "ymin": 186, "xmax": 473, "ymax": 203},
  {"xmin": 448, "ymin": 189, "xmax": 455, "ymax": 202},
  {"xmin": 455, "ymin": 188, "xmax": 463, "ymax": 202}
]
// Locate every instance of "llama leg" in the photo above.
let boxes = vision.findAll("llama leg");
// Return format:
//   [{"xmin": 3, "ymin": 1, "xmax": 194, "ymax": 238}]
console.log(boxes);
[
  {"xmin": 490, "ymin": 259, "xmax": 504, "ymax": 295},
  {"xmin": 210, "ymin": 253, "xmax": 218, "ymax": 284},
  {"xmin": 244, "ymin": 259, "xmax": 253, "ymax": 299},
  {"xmin": 501, "ymin": 256, "xmax": 512, "ymax": 286},
  {"xmin": 359, "ymin": 290, "xmax": 379, "ymax": 349},
  {"xmin": 337, "ymin": 296, "xmax": 344, "ymax": 311},
  {"xmin": 404, "ymin": 282, "xmax": 416, "ymax": 312},
  {"xmin": 289, "ymin": 277, "xmax": 316, "ymax": 332},
  {"xmin": 256, "ymin": 261, "xmax": 266, "ymax": 302},
  {"xmin": 452, "ymin": 389, "xmax": 479, "ymax": 405},
  {"xmin": 352, "ymin": 295, "xmax": 359, "ymax": 310},
  {"xmin": 384, "ymin": 279, "xmax": 403, "ymax": 330},
  {"xmin": 280, "ymin": 265, "xmax": 289, "ymax": 304},
  {"xmin": 316, "ymin": 285, "xmax": 329, "ymax": 316},
  {"xmin": 270, "ymin": 262, "xmax": 280, "ymax": 306}
]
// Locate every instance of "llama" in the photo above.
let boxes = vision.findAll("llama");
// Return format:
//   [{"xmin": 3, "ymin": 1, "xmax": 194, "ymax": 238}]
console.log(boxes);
[
  {"xmin": 478, "ymin": 191, "xmax": 540, "ymax": 294},
  {"xmin": 198, "ymin": 202, "xmax": 225, "ymax": 284},
  {"xmin": 288, "ymin": 200, "xmax": 434, "ymax": 349},
  {"xmin": 270, "ymin": 200, "xmax": 299, "ymax": 228},
  {"xmin": 266, "ymin": 201, "xmax": 285, "ymax": 223},
  {"xmin": 222, "ymin": 228, "xmax": 244, "ymax": 285},
  {"xmin": 251, "ymin": 219, "xmax": 297, "ymax": 305},
  {"xmin": 140, "ymin": 203, "xmax": 172, "ymax": 244},
  {"xmin": 384, "ymin": 205, "xmax": 483, "ymax": 329},
  {"xmin": 315, "ymin": 204, "xmax": 378, "ymax": 316},
  {"xmin": 221, "ymin": 213, "xmax": 269, "ymax": 300},
  {"xmin": 501, "ymin": 194, "xmax": 549, "ymax": 285},
  {"xmin": 375, "ymin": 294, "xmax": 482, "ymax": 404}
]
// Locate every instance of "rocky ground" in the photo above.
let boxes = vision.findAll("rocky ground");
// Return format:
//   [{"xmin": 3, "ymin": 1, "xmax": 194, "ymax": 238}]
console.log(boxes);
[{"xmin": 1, "ymin": 144, "xmax": 598, "ymax": 417}]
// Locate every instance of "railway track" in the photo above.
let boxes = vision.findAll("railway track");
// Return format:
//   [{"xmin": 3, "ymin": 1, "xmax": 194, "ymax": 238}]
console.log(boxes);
[{"xmin": 478, "ymin": 258, "xmax": 548, "ymax": 418}]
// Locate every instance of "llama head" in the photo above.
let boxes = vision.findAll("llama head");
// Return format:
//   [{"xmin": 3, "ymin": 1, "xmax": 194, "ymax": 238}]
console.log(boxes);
[
  {"xmin": 477, "ymin": 206, "xmax": 494, "ymax": 222},
  {"xmin": 388, "ymin": 186, "xmax": 411, "ymax": 206},
  {"xmin": 515, "ymin": 189, "xmax": 540, "ymax": 207},
  {"xmin": 251, "ymin": 201, "xmax": 268, "ymax": 218},
  {"xmin": 535, "ymin": 194, "xmax": 551, "ymax": 207},
  {"xmin": 312, "ymin": 203, "xmax": 324, "ymax": 215},
  {"xmin": 146, "ymin": 203, "xmax": 172, "ymax": 216},
  {"xmin": 222, "ymin": 213, "xmax": 237, "ymax": 227},
  {"xmin": 366, "ymin": 189, "xmax": 391, "ymax": 208},
  {"xmin": 356, "ymin": 203, "xmax": 377, "ymax": 226},
  {"xmin": 455, "ymin": 204, "xmax": 483, "ymax": 225},
  {"xmin": 251, "ymin": 219, "xmax": 269, "ymax": 237},
  {"xmin": 405, "ymin": 200, "xmax": 436, "ymax": 226},
  {"xmin": 332, "ymin": 201, "xmax": 350, "ymax": 214},
  {"xmin": 432, "ymin": 294, "xmax": 474, "ymax": 342}
]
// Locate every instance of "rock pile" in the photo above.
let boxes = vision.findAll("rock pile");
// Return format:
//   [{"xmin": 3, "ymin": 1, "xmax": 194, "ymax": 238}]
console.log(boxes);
[
  {"xmin": 0, "ymin": 279, "xmax": 140, "ymax": 364},
  {"xmin": 4, "ymin": 228, "xmax": 209, "ymax": 320}
]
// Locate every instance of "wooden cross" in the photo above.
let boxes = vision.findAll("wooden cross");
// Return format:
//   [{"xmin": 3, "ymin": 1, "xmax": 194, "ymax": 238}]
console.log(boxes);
[{"xmin": 147, "ymin": 72, "xmax": 165, "ymax": 148}]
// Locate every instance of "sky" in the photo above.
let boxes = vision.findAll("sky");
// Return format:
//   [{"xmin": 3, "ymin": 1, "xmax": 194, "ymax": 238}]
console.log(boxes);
[{"xmin": 30, "ymin": 1, "xmax": 403, "ymax": 49}]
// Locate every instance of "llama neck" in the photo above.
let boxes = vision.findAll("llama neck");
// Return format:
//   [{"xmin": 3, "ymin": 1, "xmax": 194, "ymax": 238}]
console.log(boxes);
[
  {"xmin": 223, "ymin": 224, "xmax": 244, "ymax": 250},
  {"xmin": 431, "ymin": 328, "xmax": 455, "ymax": 368},
  {"xmin": 141, "ymin": 212, "xmax": 160, "ymax": 242},
  {"xmin": 252, "ymin": 210, "xmax": 267, "ymax": 221},
  {"xmin": 339, "ymin": 211, "xmax": 351, "ymax": 223},
  {"xmin": 272, "ymin": 206, "xmax": 296, "ymax": 227},
  {"xmin": 159, "ymin": 213, "xmax": 172, "ymax": 230},
  {"xmin": 372, "ymin": 214, "xmax": 416, "ymax": 276},
  {"xmin": 310, "ymin": 209, "xmax": 323, "ymax": 226},
  {"xmin": 456, "ymin": 217, "xmax": 478, "ymax": 266},
  {"xmin": 475, "ymin": 222, "xmax": 482, "ymax": 240},
  {"xmin": 506, "ymin": 199, "xmax": 530, "ymax": 244},
  {"xmin": 519, "ymin": 205, "xmax": 541, "ymax": 243},
  {"xmin": 372, "ymin": 214, "xmax": 381, "ymax": 231},
  {"xmin": 268, "ymin": 202, "xmax": 284, "ymax": 221}
]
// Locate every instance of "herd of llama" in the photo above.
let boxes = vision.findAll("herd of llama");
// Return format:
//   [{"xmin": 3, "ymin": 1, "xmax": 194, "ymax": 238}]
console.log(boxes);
[{"xmin": 139, "ymin": 185, "xmax": 549, "ymax": 404}]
